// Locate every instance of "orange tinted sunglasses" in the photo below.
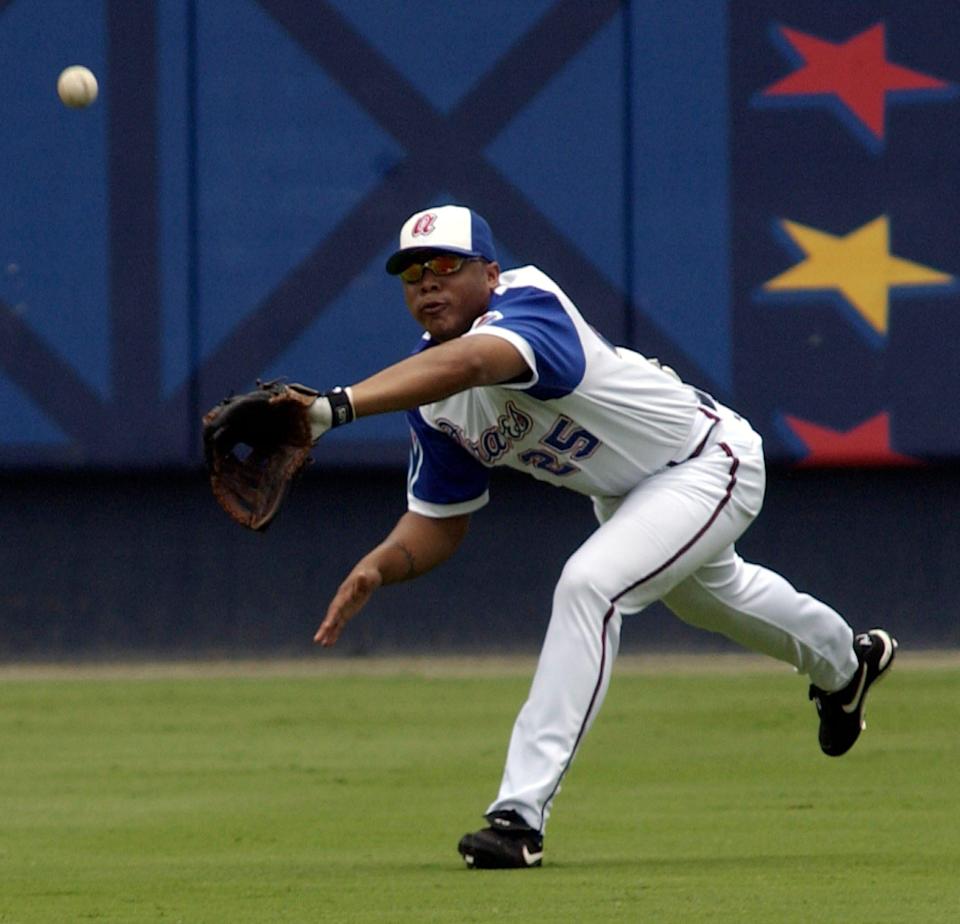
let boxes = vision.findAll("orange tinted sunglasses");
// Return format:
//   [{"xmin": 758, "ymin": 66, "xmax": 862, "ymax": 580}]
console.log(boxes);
[{"xmin": 399, "ymin": 254, "xmax": 481, "ymax": 284}]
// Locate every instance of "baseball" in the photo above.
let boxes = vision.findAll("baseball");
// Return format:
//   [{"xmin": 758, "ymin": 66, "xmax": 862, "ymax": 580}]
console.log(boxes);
[{"xmin": 57, "ymin": 65, "xmax": 98, "ymax": 108}]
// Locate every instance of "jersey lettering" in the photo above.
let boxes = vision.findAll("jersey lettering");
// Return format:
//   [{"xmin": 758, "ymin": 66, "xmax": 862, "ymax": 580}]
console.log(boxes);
[
  {"xmin": 541, "ymin": 415, "xmax": 600, "ymax": 460},
  {"xmin": 435, "ymin": 400, "xmax": 533, "ymax": 465},
  {"xmin": 519, "ymin": 416, "xmax": 601, "ymax": 478},
  {"xmin": 518, "ymin": 448, "xmax": 579, "ymax": 476}
]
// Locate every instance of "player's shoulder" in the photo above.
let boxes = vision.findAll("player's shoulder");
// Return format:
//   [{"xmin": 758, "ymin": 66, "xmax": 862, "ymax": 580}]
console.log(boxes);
[
  {"xmin": 491, "ymin": 265, "xmax": 573, "ymax": 315},
  {"xmin": 496, "ymin": 264, "xmax": 561, "ymax": 296}
]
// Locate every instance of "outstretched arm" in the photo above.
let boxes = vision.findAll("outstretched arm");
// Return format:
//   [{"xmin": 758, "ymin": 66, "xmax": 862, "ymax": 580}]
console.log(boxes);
[
  {"xmin": 311, "ymin": 333, "xmax": 519, "ymax": 644},
  {"xmin": 314, "ymin": 511, "xmax": 470, "ymax": 647},
  {"xmin": 311, "ymin": 334, "xmax": 528, "ymax": 439},
  {"xmin": 353, "ymin": 335, "xmax": 525, "ymax": 415}
]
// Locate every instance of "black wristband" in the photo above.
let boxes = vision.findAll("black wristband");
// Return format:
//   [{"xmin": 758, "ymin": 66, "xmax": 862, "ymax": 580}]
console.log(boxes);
[{"xmin": 324, "ymin": 387, "xmax": 355, "ymax": 427}]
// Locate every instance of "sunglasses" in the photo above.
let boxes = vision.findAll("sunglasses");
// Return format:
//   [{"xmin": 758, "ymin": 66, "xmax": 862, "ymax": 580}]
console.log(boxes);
[{"xmin": 399, "ymin": 254, "xmax": 481, "ymax": 284}]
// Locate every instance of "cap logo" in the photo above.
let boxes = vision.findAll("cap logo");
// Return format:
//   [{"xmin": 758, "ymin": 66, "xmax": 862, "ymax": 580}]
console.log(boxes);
[{"xmin": 411, "ymin": 213, "xmax": 437, "ymax": 237}]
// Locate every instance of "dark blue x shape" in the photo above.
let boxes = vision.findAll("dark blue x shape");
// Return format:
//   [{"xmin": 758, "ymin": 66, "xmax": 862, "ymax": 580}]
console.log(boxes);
[{"xmin": 1, "ymin": 0, "xmax": 683, "ymax": 466}]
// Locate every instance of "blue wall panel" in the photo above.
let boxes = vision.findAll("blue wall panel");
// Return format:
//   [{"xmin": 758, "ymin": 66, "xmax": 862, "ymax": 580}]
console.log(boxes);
[
  {"xmin": 2, "ymin": 466, "xmax": 958, "ymax": 659},
  {"xmin": 0, "ymin": 0, "xmax": 110, "ymax": 458},
  {"xmin": 732, "ymin": 1, "xmax": 960, "ymax": 465},
  {"xmin": 0, "ymin": 0, "xmax": 957, "ymax": 469},
  {"xmin": 628, "ymin": 0, "xmax": 731, "ymax": 391}
]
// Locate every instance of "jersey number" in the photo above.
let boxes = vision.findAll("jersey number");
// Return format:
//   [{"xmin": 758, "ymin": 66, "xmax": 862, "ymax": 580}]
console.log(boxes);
[{"xmin": 519, "ymin": 416, "xmax": 599, "ymax": 477}]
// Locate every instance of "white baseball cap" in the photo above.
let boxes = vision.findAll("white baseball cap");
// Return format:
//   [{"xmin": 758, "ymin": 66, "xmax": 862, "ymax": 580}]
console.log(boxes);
[{"xmin": 385, "ymin": 205, "xmax": 498, "ymax": 274}]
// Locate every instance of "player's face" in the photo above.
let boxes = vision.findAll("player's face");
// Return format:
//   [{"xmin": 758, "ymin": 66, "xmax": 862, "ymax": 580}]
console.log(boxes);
[{"xmin": 402, "ymin": 255, "xmax": 500, "ymax": 341}]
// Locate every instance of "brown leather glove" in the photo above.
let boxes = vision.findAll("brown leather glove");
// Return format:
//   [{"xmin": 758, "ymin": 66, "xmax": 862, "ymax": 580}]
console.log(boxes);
[{"xmin": 201, "ymin": 380, "xmax": 319, "ymax": 531}]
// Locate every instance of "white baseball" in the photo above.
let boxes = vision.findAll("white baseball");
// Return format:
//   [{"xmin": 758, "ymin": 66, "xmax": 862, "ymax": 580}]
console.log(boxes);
[{"xmin": 57, "ymin": 66, "xmax": 99, "ymax": 108}]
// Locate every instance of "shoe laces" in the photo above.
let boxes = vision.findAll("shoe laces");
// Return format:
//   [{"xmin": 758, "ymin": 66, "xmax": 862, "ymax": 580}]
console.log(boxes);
[{"xmin": 487, "ymin": 810, "xmax": 534, "ymax": 832}]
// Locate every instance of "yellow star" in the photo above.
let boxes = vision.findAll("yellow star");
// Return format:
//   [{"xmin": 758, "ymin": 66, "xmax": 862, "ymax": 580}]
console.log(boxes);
[{"xmin": 764, "ymin": 216, "xmax": 952, "ymax": 334}]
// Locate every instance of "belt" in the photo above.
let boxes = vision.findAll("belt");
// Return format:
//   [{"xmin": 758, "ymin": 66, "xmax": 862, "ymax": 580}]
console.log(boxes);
[
  {"xmin": 667, "ymin": 389, "xmax": 720, "ymax": 467},
  {"xmin": 694, "ymin": 388, "xmax": 717, "ymax": 411}
]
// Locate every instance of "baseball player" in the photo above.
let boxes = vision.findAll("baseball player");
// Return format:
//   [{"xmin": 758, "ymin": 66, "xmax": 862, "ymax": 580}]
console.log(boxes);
[{"xmin": 306, "ymin": 205, "xmax": 897, "ymax": 869}]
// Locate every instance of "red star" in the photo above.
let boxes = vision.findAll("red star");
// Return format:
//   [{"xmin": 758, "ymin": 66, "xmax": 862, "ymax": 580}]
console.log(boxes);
[
  {"xmin": 764, "ymin": 23, "xmax": 950, "ymax": 140},
  {"xmin": 784, "ymin": 411, "xmax": 921, "ymax": 467}
]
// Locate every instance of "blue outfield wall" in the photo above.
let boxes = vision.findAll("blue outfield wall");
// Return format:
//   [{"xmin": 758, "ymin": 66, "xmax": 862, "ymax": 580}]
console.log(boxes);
[
  {"xmin": 1, "ymin": 0, "xmax": 958, "ymax": 467},
  {"xmin": 0, "ymin": 465, "xmax": 958, "ymax": 660},
  {"xmin": 0, "ymin": 1, "xmax": 958, "ymax": 654}
]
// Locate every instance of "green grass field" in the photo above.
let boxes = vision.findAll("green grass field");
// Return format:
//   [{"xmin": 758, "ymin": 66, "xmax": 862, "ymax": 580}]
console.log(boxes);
[{"xmin": 1, "ymin": 654, "xmax": 957, "ymax": 923}]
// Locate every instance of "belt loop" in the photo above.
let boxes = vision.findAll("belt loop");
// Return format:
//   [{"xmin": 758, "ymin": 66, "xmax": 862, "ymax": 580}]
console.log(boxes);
[{"xmin": 694, "ymin": 388, "xmax": 717, "ymax": 411}]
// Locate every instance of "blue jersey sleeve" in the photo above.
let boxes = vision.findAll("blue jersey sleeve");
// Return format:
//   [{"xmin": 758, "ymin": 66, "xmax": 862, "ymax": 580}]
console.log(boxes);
[
  {"xmin": 406, "ymin": 408, "xmax": 491, "ymax": 517},
  {"xmin": 481, "ymin": 286, "xmax": 586, "ymax": 399}
]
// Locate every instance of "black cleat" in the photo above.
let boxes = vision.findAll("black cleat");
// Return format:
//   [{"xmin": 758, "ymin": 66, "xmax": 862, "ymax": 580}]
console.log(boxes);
[
  {"xmin": 458, "ymin": 810, "xmax": 544, "ymax": 869},
  {"xmin": 809, "ymin": 628, "xmax": 898, "ymax": 757}
]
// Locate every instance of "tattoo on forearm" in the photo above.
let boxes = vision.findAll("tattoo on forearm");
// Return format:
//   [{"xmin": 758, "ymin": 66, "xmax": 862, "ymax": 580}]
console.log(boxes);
[{"xmin": 393, "ymin": 542, "xmax": 417, "ymax": 579}]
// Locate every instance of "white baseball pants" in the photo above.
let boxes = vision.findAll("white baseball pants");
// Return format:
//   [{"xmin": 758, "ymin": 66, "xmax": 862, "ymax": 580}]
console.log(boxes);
[{"xmin": 487, "ymin": 408, "xmax": 858, "ymax": 832}]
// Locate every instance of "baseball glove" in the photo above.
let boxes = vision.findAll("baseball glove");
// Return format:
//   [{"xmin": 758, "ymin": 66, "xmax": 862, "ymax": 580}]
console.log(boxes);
[{"xmin": 202, "ymin": 379, "xmax": 319, "ymax": 532}]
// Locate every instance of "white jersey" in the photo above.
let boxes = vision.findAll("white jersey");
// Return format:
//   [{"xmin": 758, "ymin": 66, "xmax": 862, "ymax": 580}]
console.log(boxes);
[
  {"xmin": 406, "ymin": 265, "xmax": 717, "ymax": 517},
  {"xmin": 399, "ymin": 263, "xmax": 863, "ymax": 843}
]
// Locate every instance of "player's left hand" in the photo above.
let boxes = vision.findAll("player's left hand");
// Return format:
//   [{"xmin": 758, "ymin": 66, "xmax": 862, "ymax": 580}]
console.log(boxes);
[{"xmin": 202, "ymin": 380, "xmax": 319, "ymax": 531}]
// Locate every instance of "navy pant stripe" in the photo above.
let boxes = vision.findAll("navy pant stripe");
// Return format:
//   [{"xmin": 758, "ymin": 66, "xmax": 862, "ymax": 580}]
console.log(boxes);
[{"xmin": 539, "ymin": 442, "xmax": 740, "ymax": 827}]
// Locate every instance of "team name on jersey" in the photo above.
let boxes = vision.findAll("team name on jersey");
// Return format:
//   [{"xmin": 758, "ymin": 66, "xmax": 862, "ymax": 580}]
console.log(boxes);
[{"xmin": 435, "ymin": 400, "xmax": 533, "ymax": 465}]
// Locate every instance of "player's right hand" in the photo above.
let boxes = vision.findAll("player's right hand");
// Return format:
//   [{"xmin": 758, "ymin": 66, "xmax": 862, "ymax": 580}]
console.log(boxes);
[{"xmin": 313, "ymin": 565, "xmax": 383, "ymax": 647}]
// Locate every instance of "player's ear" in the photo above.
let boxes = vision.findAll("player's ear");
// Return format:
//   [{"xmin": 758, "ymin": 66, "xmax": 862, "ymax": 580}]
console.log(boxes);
[{"xmin": 484, "ymin": 261, "xmax": 500, "ymax": 290}]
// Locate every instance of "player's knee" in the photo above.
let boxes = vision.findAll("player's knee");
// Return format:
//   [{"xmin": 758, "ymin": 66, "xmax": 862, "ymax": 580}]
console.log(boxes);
[{"xmin": 555, "ymin": 553, "xmax": 608, "ymax": 606}]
